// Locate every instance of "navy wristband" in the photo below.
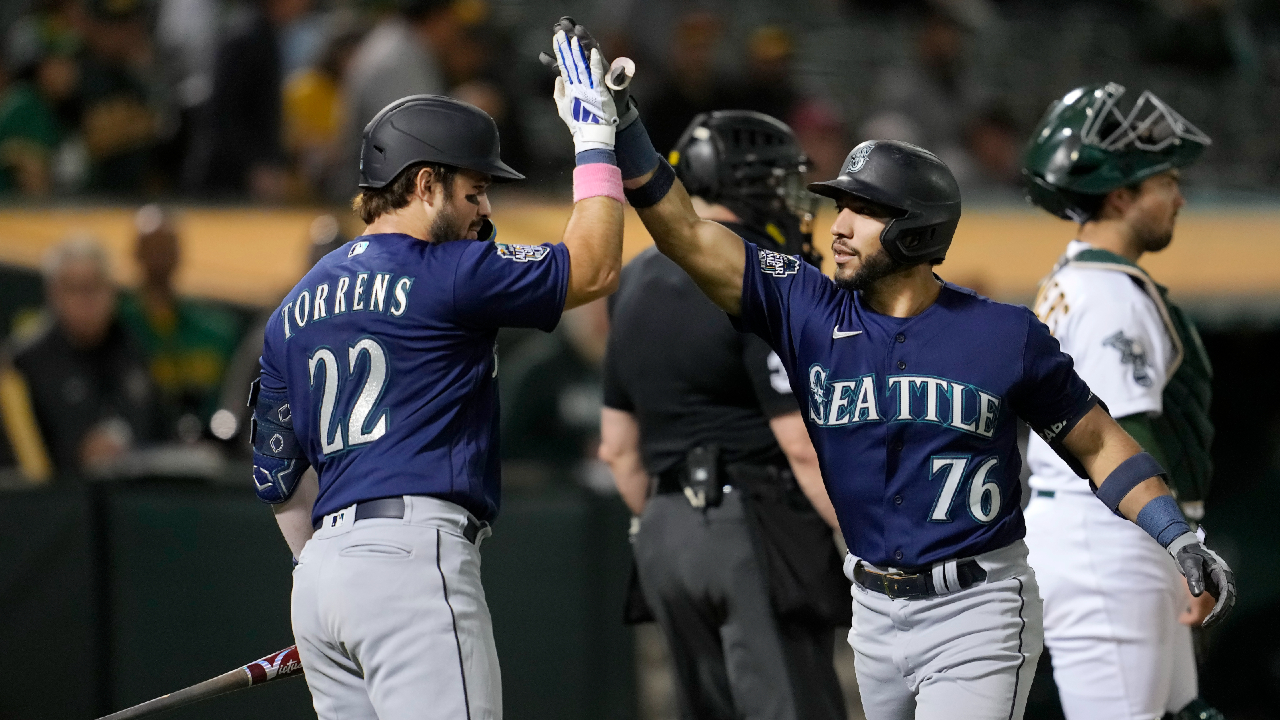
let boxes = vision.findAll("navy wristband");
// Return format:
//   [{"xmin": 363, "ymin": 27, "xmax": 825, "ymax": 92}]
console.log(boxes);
[
  {"xmin": 624, "ymin": 160, "xmax": 676, "ymax": 209},
  {"xmin": 1135, "ymin": 494, "xmax": 1192, "ymax": 548},
  {"xmin": 575, "ymin": 148, "xmax": 617, "ymax": 167},
  {"xmin": 615, "ymin": 115, "xmax": 661, "ymax": 181},
  {"xmin": 1095, "ymin": 451, "xmax": 1165, "ymax": 513}
]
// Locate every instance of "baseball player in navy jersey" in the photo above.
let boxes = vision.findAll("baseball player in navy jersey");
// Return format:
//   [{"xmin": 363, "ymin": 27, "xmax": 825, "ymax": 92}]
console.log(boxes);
[
  {"xmin": 582, "ymin": 39, "xmax": 1237, "ymax": 716},
  {"xmin": 1022, "ymin": 84, "xmax": 1226, "ymax": 720},
  {"xmin": 247, "ymin": 31, "xmax": 629, "ymax": 720}
]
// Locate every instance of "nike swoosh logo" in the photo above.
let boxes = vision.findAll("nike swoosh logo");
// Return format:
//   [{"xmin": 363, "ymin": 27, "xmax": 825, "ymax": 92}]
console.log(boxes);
[{"xmin": 833, "ymin": 326, "xmax": 863, "ymax": 339}]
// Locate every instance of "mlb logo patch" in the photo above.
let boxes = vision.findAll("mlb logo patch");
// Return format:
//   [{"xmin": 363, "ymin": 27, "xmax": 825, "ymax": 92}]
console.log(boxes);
[
  {"xmin": 759, "ymin": 249, "xmax": 800, "ymax": 277},
  {"xmin": 349, "ymin": 241, "xmax": 369, "ymax": 257},
  {"xmin": 495, "ymin": 243, "xmax": 550, "ymax": 262}
]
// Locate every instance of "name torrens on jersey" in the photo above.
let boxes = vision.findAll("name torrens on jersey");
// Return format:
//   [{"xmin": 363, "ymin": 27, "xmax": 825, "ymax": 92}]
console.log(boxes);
[
  {"xmin": 807, "ymin": 365, "xmax": 1002, "ymax": 438},
  {"xmin": 280, "ymin": 271, "xmax": 416, "ymax": 339}
]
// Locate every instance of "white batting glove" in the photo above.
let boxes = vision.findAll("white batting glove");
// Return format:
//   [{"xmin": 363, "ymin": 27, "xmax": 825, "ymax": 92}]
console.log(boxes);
[{"xmin": 552, "ymin": 29, "xmax": 617, "ymax": 153}]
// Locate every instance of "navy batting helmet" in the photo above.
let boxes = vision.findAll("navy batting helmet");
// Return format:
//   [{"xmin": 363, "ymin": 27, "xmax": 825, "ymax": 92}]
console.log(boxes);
[
  {"xmin": 358, "ymin": 95, "xmax": 524, "ymax": 189},
  {"xmin": 809, "ymin": 140, "xmax": 961, "ymax": 266}
]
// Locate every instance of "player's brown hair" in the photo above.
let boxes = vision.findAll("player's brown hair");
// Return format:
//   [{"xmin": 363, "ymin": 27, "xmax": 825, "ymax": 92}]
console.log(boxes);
[{"xmin": 352, "ymin": 162, "xmax": 458, "ymax": 225}]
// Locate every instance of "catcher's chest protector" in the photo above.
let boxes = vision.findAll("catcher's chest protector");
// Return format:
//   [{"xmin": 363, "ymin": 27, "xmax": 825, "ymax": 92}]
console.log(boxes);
[{"xmin": 1068, "ymin": 248, "xmax": 1214, "ymax": 505}]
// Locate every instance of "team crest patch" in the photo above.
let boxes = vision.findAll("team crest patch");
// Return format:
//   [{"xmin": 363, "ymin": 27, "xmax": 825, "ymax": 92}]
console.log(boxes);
[
  {"xmin": 1102, "ymin": 331, "xmax": 1153, "ymax": 387},
  {"xmin": 845, "ymin": 142, "xmax": 876, "ymax": 173},
  {"xmin": 495, "ymin": 243, "xmax": 550, "ymax": 262},
  {"xmin": 759, "ymin": 249, "xmax": 800, "ymax": 277},
  {"xmin": 348, "ymin": 241, "xmax": 369, "ymax": 257}
]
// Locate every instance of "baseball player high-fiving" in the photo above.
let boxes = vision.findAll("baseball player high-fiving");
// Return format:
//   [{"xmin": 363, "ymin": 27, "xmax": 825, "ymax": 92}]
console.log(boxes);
[
  {"xmin": 246, "ymin": 33, "xmax": 627, "ymax": 720},
  {"xmin": 597, "ymin": 47, "xmax": 1237, "ymax": 718},
  {"xmin": 1023, "ymin": 84, "xmax": 1229, "ymax": 720}
]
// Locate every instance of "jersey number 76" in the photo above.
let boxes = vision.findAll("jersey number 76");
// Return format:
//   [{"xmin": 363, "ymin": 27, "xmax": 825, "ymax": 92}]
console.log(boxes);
[
  {"xmin": 928, "ymin": 455, "xmax": 1002, "ymax": 524},
  {"xmin": 308, "ymin": 338, "xmax": 390, "ymax": 456}
]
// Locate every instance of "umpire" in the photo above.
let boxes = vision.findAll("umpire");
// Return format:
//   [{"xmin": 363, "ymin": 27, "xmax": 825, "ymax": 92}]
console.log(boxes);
[{"xmin": 599, "ymin": 111, "xmax": 848, "ymax": 720}]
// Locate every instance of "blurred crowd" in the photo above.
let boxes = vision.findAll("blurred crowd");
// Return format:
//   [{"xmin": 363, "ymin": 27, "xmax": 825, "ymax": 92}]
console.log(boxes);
[{"xmin": 0, "ymin": 0, "xmax": 1277, "ymax": 204}]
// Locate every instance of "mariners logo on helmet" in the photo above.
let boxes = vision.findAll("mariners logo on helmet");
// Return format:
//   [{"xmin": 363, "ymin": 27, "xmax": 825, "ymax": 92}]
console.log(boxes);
[
  {"xmin": 495, "ymin": 243, "xmax": 550, "ymax": 262},
  {"xmin": 846, "ymin": 142, "xmax": 876, "ymax": 174},
  {"xmin": 759, "ymin": 249, "xmax": 801, "ymax": 277}
]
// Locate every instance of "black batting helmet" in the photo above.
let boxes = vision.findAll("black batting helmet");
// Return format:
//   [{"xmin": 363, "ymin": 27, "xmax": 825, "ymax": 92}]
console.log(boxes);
[
  {"xmin": 358, "ymin": 95, "xmax": 524, "ymax": 189},
  {"xmin": 671, "ymin": 110, "xmax": 822, "ymax": 265},
  {"xmin": 809, "ymin": 140, "xmax": 961, "ymax": 266}
]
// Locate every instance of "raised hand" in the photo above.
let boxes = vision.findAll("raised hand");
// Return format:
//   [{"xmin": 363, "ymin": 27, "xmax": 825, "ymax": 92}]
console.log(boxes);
[{"xmin": 550, "ymin": 26, "xmax": 618, "ymax": 153}]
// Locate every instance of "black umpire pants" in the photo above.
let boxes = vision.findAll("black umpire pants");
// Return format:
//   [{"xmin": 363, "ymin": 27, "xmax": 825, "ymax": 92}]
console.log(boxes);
[{"xmin": 633, "ymin": 492, "xmax": 847, "ymax": 720}]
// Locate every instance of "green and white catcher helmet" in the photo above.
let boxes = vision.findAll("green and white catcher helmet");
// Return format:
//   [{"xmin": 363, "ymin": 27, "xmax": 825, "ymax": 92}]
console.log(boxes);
[{"xmin": 1022, "ymin": 83, "xmax": 1211, "ymax": 223}]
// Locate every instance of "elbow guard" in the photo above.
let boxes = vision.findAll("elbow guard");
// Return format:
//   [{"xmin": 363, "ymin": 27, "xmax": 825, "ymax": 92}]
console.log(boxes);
[{"xmin": 248, "ymin": 378, "xmax": 309, "ymax": 504}]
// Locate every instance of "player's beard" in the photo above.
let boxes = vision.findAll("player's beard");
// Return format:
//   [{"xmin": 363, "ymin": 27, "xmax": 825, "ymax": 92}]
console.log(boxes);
[
  {"xmin": 1136, "ymin": 218, "xmax": 1175, "ymax": 253},
  {"xmin": 834, "ymin": 245, "xmax": 910, "ymax": 294},
  {"xmin": 428, "ymin": 201, "xmax": 470, "ymax": 244}
]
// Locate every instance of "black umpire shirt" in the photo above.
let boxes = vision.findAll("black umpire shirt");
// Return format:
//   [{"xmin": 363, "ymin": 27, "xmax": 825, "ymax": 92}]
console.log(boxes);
[{"xmin": 603, "ymin": 228, "xmax": 801, "ymax": 476}]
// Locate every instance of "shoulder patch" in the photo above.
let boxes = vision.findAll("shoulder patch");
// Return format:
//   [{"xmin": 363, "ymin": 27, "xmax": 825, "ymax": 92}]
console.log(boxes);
[
  {"xmin": 348, "ymin": 241, "xmax": 369, "ymax": 257},
  {"xmin": 495, "ymin": 243, "xmax": 550, "ymax": 262},
  {"xmin": 1103, "ymin": 331, "xmax": 1153, "ymax": 387},
  {"xmin": 759, "ymin": 248, "xmax": 800, "ymax": 278}
]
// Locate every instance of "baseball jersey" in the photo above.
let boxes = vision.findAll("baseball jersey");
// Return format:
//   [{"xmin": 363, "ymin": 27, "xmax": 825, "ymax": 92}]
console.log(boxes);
[
  {"xmin": 733, "ymin": 239, "xmax": 1097, "ymax": 568},
  {"xmin": 258, "ymin": 233, "xmax": 570, "ymax": 525},
  {"xmin": 1026, "ymin": 240, "xmax": 1174, "ymax": 494},
  {"xmin": 603, "ymin": 241, "xmax": 798, "ymax": 476}
]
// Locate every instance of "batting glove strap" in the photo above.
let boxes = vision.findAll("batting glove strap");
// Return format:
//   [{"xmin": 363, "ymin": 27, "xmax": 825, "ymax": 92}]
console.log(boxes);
[{"xmin": 1172, "ymin": 536, "xmax": 1237, "ymax": 628}]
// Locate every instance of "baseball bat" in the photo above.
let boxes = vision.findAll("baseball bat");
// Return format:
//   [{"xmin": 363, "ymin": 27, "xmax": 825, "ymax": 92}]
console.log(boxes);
[{"xmin": 95, "ymin": 645, "xmax": 304, "ymax": 720}]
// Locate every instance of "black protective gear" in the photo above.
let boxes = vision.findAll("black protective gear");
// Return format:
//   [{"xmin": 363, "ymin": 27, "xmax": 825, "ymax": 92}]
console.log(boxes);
[
  {"xmin": 809, "ymin": 140, "xmax": 961, "ymax": 266},
  {"xmin": 670, "ymin": 110, "xmax": 822, "ymax": 267},
  {"xmin": 358, "ymin": 95, "xmax": 523, "ymax": 189},
  {"xmin": 1174, "ymin": 541, "xmax": 1236, "ymax": 629}
]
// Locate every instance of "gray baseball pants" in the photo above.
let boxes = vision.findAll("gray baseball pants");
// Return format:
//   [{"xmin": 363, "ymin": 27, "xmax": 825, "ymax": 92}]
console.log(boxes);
[
  {"xmin": 847, "ymin": 540, "xmax": 1043, "ymax": 720},
  {"xmin": 291, "ymin": 495, "xmax": 500, "ymax": 720}
]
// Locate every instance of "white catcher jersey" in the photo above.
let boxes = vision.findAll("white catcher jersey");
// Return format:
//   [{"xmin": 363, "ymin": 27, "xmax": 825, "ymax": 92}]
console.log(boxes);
[{"xmin": 1027, "ymin": 240, "xmax": 1175, "ymax": 492}]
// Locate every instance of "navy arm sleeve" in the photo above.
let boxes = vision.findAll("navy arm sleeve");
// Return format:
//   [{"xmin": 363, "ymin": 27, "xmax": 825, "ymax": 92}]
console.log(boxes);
[
  {"xmin": 452, "ymin": 241, "xmax": 571, "ymax": 331},
  {"xmin": 1009, "ymin": 310, "xmax": 1101, "ymax": 476}
]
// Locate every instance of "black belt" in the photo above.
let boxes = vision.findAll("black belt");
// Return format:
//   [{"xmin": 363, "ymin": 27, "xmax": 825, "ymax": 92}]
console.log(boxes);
[
  {"xmin": 852, "ymin": 558, "xmax": 987, "ymax": 600},
  {"xmin": 314, "ymin": 496, "xmax": 488, "ymax": 544},
  {"xmin": 655, "ymin": 462, "xmax": 791, "ymax": 494}
]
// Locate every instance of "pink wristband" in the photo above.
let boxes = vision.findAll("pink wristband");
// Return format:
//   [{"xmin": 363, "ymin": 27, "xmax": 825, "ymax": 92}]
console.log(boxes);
[{"xmin": 573, "ymin": 163, "xmax": 625, "ymax": 204}]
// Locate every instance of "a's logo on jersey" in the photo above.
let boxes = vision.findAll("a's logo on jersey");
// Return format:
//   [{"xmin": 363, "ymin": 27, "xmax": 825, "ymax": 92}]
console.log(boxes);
[
  {"xmin": 1102, "ymin": 331, "xmax": 1153, "ymax": 387},
  {"xmin": 759, "ymin": 249, "xmax": 800, "ymax": 277},
  {"xmin": 348, "ymin": 241, "xmax": 369, "ymax": 258},
  {"xmin": 495, "ymin": 243, "xmax": 550, "ymax": 262},
  {"xmin": 845, "ymin": 142, "xmax": 876, "ymax": 173}
]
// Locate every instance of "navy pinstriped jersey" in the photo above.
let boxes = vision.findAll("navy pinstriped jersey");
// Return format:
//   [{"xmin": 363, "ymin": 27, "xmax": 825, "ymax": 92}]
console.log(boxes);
[
  {"xmin": 258, "ymin": 233, "xmax": 570, "ymax": 525},
  {"xmin": 733, "ymin": 240, "xmax": 1097, "ymax": 568}
]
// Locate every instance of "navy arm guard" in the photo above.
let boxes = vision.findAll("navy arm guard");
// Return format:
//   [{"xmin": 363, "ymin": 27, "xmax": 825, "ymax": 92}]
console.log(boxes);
[{"xmin": 249, "ymin": 378, "xmax": 310, "ymax": 504}]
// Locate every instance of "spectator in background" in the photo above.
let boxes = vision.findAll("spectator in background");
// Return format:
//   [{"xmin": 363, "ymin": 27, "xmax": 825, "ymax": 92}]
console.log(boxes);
[
  {"xmin": 78, "ymin": 0, "xmax": 159, "ymax": 195},
  {"xmin": 117, "ymin": 205, "xmax": 239, "ymax": 440},
  {"xmin": 0, "ymin": 24, "xmax": 79, "ymax": 196},
  {"xmin": 863, "ymin": 9, "xmax": 986, "ymax": 166},
  {"xmin": 152, "ymin": 0, "xmax": 218, "ymax": 190},
  {"xmin": 8, "ymin": 236, "xmax": 160, "ymax": 477},
  {"xmin": 500, "ymin": 298, "xmax": 609, "ymax": 489},
  {"xmin": 284, "ymin": 25, "xmax": 363, "ymax": 198},
  {"xmin": 959, "ymin": 104, "xmax": 1023, "ymax": 191},
  {"xmin": 637, "ymin": 12, "xmax": 740, "ymax": 154},
  {"xmin": 184, "ymin": 0, "xmax": 312, "ymax": 201},
  {"xmin": 326, "ymin": 0, "xmax": 455, "ymax": 201}
]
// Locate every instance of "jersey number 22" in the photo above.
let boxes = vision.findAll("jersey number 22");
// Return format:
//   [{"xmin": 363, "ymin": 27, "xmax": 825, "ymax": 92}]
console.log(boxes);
[{"xmin": 308, "ymin": 338, "xmax": 389, "ymax": 455}]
